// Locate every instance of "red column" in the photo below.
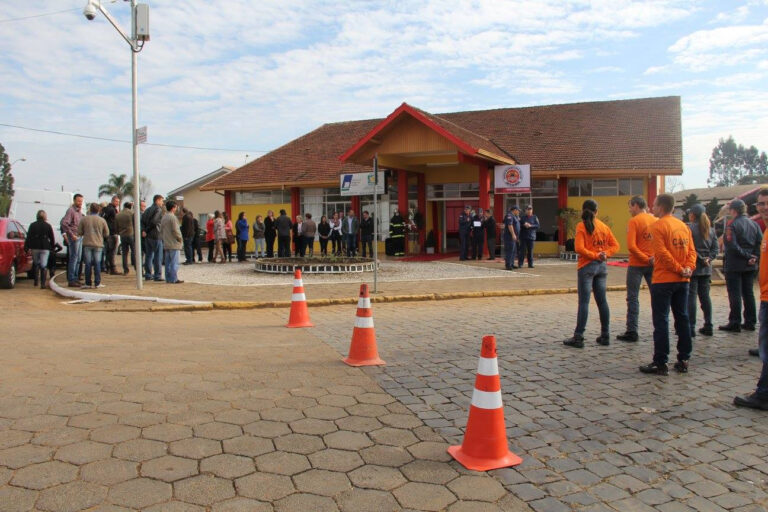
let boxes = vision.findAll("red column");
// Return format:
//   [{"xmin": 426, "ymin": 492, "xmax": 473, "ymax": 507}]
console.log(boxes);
[
  {"xmin": 290, "ymin": 187, "xmax": 300, "ymax": 255},
  {"xmin": 558, "ymin": 178, "xmax": 568, "ymax": 244},
  {"xmin": 431, "ymin": 201, "xmax": 439, "ymax": 254},
  {"xmin": 224, "ymin": 191, "xmax": 232, "ymax": 220},
  {"xmin": 647, "ymin": 176, "xmax": 658, "ymax": 207},
  {"xmin": 493, "ymin": 191, "xmax": 504, "ymax": 242},
  {"xmin": 479, "ymin": 164, "xmax": 490, "ymax": 257},
  {"xmin": 417, "ymin": 173, "xmax": 426, "ymax": 252},
  {"xmin": 398, "ymin": 169, "xmax": 409, "ymax": 254},
  {"xmin": 351, "ymin": 196, "xmax": 360, "ymax": 216}
]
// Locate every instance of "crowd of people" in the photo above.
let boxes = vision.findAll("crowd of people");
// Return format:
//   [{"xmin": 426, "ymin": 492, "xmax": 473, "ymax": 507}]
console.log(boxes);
[
  {"xmin": 458, "ymin": 204, "xmax": 540, "ymax": 269},
  {"xmin": 561, "ymin": 192, "xmax": 767, "ymax": 411}
]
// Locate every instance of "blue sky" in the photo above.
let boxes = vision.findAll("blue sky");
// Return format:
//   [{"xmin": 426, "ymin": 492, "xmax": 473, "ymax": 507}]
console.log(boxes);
[{"xmin": 1, "ymin": 0, "xmax": 767, "ymax": 199}]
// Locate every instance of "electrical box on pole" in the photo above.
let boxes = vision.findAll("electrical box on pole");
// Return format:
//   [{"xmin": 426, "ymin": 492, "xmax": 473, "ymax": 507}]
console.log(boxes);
[{"xmin": 135, "ymin": 4, "xmax": 150, "ymax": 41}]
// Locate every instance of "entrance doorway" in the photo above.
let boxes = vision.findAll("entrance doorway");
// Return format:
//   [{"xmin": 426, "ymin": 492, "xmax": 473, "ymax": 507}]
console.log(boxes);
[{"xmin": 444, "ymin": 200, "xmax": 478, "ymax": 251}]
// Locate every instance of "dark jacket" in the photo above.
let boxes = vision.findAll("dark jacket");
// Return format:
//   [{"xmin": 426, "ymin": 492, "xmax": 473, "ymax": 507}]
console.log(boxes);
[
  {"xmin": 483, "ymin": 215, "xmax": 496, "ymax": 239},
  {"xmin": 389, "ymin": 214, "xmax": 405, "ymax": 238},
  {"xmin": 141, "ymin": 203, "xmax": 164, "ymax": 240},
  {"xmin": 341, "ymin": 216, "xmax": 359, "ymax": 235},
  {"xmin": 519, "ymin": 214, "xmax": 540, "ymax": 240},
  {"xmin": 687, "ymin": 223, "xmax": 718, "ymax": 276},
  {"xmin": 274, "ymin": 214, "xmax": 292, "ymax": 237},
  {"xmin": 471, "ymin": 214, "xmax": 484, "ymax": 236},
  {"xmin": 102, "ymin": 203, "xmax": 118, "ymax": 236},
  {"xmin": 252, "ymin": 220, "xmax": 265, "ymax": 239},
  {"xmin": 24, "ymin": 220, "xmax": 55, "ymax": 251},
  {"xmin": 360, "ymin": 216, "xmax": 374, "ymax": 238},
  {"xmin": 458, "ymin": 212, "xmax": 472, "ymax": 234},
  {"xmin": 723, "ymin": 214, "xmax": 762, "ymax": 272},
  {"xmin": 503, "ymin": 213, "xmax": 520, "ymax": 240},
  {"xmin": 318, "ymin": 221, "xmax": 331, "ymax": 238},
  {"xmin": 264, "ymin": 216, "xmax": 276, "ymax": 239},
  {"xmin": 181, "ymin": 213, "xmax": 196, "ymax": 238}
]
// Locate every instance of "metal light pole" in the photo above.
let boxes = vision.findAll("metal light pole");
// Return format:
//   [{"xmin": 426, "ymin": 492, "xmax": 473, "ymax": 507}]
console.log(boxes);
[
  {"xmin": 10, "ymin": 158, "xmax": 27, "ymax": 166},
  {"xmin": 373, "ymin": 155, "xmax": 379, "ymax": 293},
  {"xmin": 85, "ymin": 0, "xmax": 148, "ymax": 290}
]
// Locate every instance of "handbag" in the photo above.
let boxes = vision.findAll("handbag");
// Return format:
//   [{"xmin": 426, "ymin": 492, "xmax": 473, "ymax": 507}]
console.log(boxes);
[{"xmin": 226, "ymin": 229, "xmax": 235, "ymax": 245}]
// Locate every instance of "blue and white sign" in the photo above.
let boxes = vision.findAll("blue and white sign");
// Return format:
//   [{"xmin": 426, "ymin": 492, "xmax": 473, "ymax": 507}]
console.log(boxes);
[{"xmin": 340, "ymin": 171, "xmax": 386, "ymax": 196}]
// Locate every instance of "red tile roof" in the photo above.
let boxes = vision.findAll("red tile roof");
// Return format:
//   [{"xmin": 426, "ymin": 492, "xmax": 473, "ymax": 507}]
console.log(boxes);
[{"xmin": 202, "ymin": 96, "xmax": 681, "ymax": 191}]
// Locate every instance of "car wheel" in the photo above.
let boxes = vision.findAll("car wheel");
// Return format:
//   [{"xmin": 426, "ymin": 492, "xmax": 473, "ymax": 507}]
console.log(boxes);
[{"xmin": 0, "ymin": 263, "xmax": 16, "ymax": 289}]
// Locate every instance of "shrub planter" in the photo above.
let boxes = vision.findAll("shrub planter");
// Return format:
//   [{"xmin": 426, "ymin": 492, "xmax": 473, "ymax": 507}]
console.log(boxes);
[{"xmin": 254, "ymin": 257, "xmax": 377, "ymax": 274}]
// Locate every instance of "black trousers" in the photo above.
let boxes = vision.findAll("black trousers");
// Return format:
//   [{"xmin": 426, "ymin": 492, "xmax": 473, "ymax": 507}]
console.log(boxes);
[
  {"xmin": 236, "ymin": 238, "xmax": 247, "ymax": 261},
  {"xmin": 120, "ymin": 235, "xmax": 135, "ymax": 272},
  {"xmin": 278, "ymin": 235, "xmax": 291, "ymax": 257},
  {"xmin": 486, "ymin": 237, "xmax": 496, "ymax": 259},
  {"xmin": 459, "ymin": 231, "xmax": 470, "ymax": 260},
  {"xmin": 726, "ymin": 270, "xmax": 757, "ymax": 326},
  {"xmin": 471, "ymin": 232, "xmax": 484, "ymax": 259},
  {"xmin": 207, "ymin": 240, "xmax": 215, "ymax": 261},
  {"xmin": 361, "ymin": 235, "xmax": 373, "ymax": 258},
  {"xmin": 265, "ymin": 235, "xmax": 275, "ymax": 258},
  {"xmin": 319, "ymin": 237, "xmax": 329, "ymax": 255}
]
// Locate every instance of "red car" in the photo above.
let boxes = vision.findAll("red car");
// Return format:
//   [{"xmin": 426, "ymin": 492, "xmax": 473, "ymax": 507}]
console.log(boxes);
[{"xmin": 0, "ymin": 218, "xmax": 33, "ymax": 288}]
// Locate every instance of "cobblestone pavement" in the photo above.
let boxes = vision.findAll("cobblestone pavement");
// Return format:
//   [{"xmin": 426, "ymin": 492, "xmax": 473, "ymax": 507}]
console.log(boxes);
[
  {"xmin": 0, "ymin": 291, "xmax": 527, "ymax": 512},
  {"xmin": 317, "ymin": 286, "xmax": 768, "ymax": 512}
]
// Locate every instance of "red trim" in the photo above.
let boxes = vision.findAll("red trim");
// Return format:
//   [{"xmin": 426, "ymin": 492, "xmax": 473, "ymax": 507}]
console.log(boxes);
[
  {"xmin": 417, "ymin": 174, "xmax": 426, "ymax": 252},
  {"xmin": 398, "ymin": 169, "xmax": 409, "ymax": 254},
  {"xmin": 224, "ymin": 191, "xmax": 232, "ymax": 220},
  {"xmin": 648, "ymin": 176, "xmax": 658, "ymax": 207},
  {"xmin": 431, "ymin": 201, "xmax": 439, "ymax": 254},
  {"xmin": 558, "ymin": 178, "xmax": 568, "ymax": 244},
  {"xmin": 351, "ymin": 196, "xmax": 360, "ymax": 217},
  {"xmin": 340, "ymin": 103, "xmax": 478, "ymax": 162},
  {"xmin": 290, "ymin": 187, "xmax": 300, "ymax": 220},
  {"xmin": 493, "ymin": 191, "xmax": 504, "ymax": 241}
]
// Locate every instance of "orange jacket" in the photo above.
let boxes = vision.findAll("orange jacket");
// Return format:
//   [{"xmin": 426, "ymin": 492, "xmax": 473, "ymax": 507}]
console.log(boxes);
[
  {"xmin": 760, "ymin": 228, "xmax": 768, "ymax": 302},
  {"xmin": 627, "ymin": 212, "xmax": 656, "ymax": 266},
  {"xmin": 575, "ymin": 218, "xmax": 619, "ymax": 269},
  {"xmin": 650, "ymin": 214, "xmax": 697, "ymax": 283}
]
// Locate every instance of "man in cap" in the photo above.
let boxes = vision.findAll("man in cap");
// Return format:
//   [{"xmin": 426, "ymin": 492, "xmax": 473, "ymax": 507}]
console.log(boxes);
[
  {"xmin": 503, "ymin": 206, "xmax": 520, "ymax": 270},
  {"xmin": 720, "ymin": 198, "xmax": 762, "ymax": 332},
  {"xmin": 458, "ymin": 205, "xmax": 472, "ymax": 261},
  {"xmin": 519, "ymin": 205, "xmax": 540, "ymax": 268}
]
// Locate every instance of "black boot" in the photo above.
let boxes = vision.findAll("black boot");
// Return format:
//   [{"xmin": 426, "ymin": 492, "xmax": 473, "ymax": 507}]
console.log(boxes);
[
  {"xmin": 33, "ymin": 265, "xmax": 39, "ymax": 287},
  {"xmin": 40, "ymin": 268, "xmax": 47, "ymax": 289}
]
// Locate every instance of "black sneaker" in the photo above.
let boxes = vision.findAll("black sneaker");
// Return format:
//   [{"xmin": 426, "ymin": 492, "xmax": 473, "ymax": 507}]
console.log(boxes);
[
  {"xmin": 563, "ymin": 336, "xmax": 584, "ymax": 348},
  {"xmin": 616, "ymin": 331, "xmax": 639, "ymax": 342},
  {"xmin": 749, "ymin": 348, "xmax": 760, "ymax": 357},
  {"xmin": 741, "ymin": 324, "xmax": 756, "ymax": 331},
  {"xmin": 639, "ymin": 362, "xmax": 668, "ymax": 375},
  {"xmin": 673, "ymin": 360, "xmax": 688, "ymax": 373},
  {"xmin": 596, "ymin": 335, "xmax": 610, "ymax": 346},
  {"xmin": 719, "ymin": 323, "xmax": 741, "ymax": 332},
  {"xmin": 733, "ymin": 392, "xmax": 768, "ymax": 411},
  {"xmin": 698, "ymin": 326, "xmax": 713, "ymax": 336}
]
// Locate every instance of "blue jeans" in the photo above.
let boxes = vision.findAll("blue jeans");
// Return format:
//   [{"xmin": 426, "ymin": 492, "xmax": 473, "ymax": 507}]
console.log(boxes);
[
  {"xmin": 626, "ymin": 265, "xmax": 653, "ymax": 333},
  {"xmin": 345, "ymin": 234, "xmax": 357, "ymax": 257},
  {"xmin": 575, "ymin": 260, "xmax": 609, "ymax": 337},
  {"xmin": 163, "ymin": 249, "xmax": 180, "ymax": 283},
  {"xmin": 144, "ymin": 238, "xmax": 163, "ymax": 280},
  {"xmin": 66, "ymin": 237, "xmax": 82, "ymax": 283},
  {"xmin": 254, "ymin": 238, "xmax": 265, "ymax": 257},
  {"xmin": 650, "ymin": 281, "xmax": 692, "ymax": 365},
  {"xmin": 688, "ymin": 275, "xmax": 713, "ymax": 333},
  {"xmin": 756, "ymin": 302, "xmax": 768, "ymax": 395},
  {"xmin": 725, "ymin": 271, "xmax": 757, "ymax": 326},
  {"xmin": 518, "ymin": 238, "xmax": 534, "ymax": 267},
  {"xmin": 82, "ymin": 246, "xmax": 103, "ymax": 286},
  {"xmin": 183, "ymin": 237, "xmax": 194, "ymax": 263},
  {"xmin": 503, "ymin": 238, "xmax": 517, "ymax": 268},
  {"xmin": 31, "ymin": 250, "xmax": 49, "ymax": 270}
]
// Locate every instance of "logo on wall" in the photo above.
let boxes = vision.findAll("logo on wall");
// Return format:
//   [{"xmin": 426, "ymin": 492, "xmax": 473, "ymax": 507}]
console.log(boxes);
[{"xmin": 494, "ymin": 164, "xmax": 530, "ymax": 194}]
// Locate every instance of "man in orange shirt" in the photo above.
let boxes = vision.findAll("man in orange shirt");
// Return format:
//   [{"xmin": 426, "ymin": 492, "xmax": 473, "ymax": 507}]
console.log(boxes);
[
  {"xmin": 618, "ymin": 196, "xmax": 657, "ymax": 342},
  {"xmin": 734, "ymin": 188, "xmax": 768, "ymax": 410},
  {"xmin": 640, "ymin": 193, "xmax": 697, "ymax": 376}
]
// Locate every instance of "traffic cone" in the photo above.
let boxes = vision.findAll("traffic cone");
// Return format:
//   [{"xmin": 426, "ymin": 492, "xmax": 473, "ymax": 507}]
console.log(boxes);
[
  {"xmin": 286, "ymin": 269, "xmax": 314, "ymax": 328},
  {"xmin": 343, "ymin": 284, "xmax": 385, "ymax": 366},
  {"xmin": 448, "ymin": 335, "xmax": 522, "ymax": 471}
]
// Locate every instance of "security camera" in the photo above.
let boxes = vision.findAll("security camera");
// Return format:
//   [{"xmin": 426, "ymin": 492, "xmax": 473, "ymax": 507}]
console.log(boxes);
[{"xmin": 83, "ymin": 0, "xmax": 98, "ymax": 20}]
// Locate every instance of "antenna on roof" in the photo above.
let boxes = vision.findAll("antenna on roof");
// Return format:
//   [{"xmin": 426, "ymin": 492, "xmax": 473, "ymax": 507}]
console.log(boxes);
[{"xmin": 244, "ymin": 154, "xmax": 249, "ymax": 164}]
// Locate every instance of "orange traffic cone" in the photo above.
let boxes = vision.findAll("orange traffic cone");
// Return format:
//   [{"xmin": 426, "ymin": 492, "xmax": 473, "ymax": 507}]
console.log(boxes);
[
  {"xmin": 286, "ymin": 269, "xmax": 314, "ymax": 328},
  {"xmin": 343, "ymin": 284, "xmax": 385, "ymax": 366},
  {"xmin": 448, "ymin": 335, "xmax": 522, "ymax": 471}
]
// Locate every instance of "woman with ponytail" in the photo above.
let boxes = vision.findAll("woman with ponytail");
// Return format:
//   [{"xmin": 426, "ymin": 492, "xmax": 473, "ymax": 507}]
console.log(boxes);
[
  {"xmin": 564, "ymin": 199, "xmax": 620, "ymax": 348},
  {"xmin": 686, "ymin": 204, "xmax": 718, "ymax": 336}
]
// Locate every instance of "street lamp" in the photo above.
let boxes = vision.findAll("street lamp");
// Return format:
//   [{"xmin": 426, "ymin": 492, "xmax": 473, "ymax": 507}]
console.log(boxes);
[
  {"xmin": 10, "ymin": 158, "xmax": 26, "ymax": 166},
  {"xmin": 84, "ymin": 0, "xmax": 150, "ymax": 290}
]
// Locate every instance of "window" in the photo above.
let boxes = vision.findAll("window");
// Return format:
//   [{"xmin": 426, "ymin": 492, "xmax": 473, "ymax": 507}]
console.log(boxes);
[
  {"xmin": 233, "ymin": 190, "xmax": 289, "ymax": 205},
  {"xmin": 568, "ymin": 178, "xmax": 644, "ymax": 197},
  {"xmin": 300, "ymin": 188, "xmax": 351, "ymax": 223},
  {"xmin": 427, "ymin": 183, "xmax": 479, "ymax": 200},
  {"xmin": 593, "ymin": 179, "xmax": 618, "ymax": 196}
]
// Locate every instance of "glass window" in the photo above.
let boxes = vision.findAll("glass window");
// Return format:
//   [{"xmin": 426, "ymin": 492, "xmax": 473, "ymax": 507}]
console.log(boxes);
[
  {"xmin": 618, "ymin": 178, "xmax": 632, "ymax": 196},
  {"xmin": 531, "ymin": 179, "xmax": 557, "ymax": 196},
  {"xmin": 631, "ymin": 178, "xmax": 644, "ymax": 195},
  {"xmin": 233, "ymin": 189, "xmax": 289, "ymax": 205},
  {"xmin": 568, "ymin": 179, "xmax": 592, "ymax": 197},
  {"xmin": 593, "ymin": 179, "xmax": 618, "ymax": 196}
]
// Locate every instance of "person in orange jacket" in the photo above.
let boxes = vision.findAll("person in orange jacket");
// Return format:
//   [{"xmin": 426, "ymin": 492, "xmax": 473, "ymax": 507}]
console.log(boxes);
[
  {"xmin": 564, "ymin": 199, "xmax": 620, "ymax": 348},
  {"xmin": 639, "ymin": 193, "xmax": 698, "ymax": 376}
]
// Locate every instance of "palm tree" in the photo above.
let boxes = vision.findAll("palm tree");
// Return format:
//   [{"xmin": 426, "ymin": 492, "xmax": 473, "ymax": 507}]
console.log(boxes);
[{"xmin": 98, "ymin": 173, "xmax": 131, "ymax": 199}]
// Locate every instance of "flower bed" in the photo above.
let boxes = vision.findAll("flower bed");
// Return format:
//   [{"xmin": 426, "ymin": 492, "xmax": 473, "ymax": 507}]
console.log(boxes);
[{"xmin": 254, "ymin": 257, "xmax": 377, "ymax": 274}]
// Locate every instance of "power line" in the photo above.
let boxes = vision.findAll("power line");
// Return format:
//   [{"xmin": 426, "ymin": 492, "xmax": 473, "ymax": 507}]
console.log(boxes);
[
  {"xmin": 0, "ymin": 8, "xmax": 80, "ymax": 23},
  {"xmin": 0, "ymin": 123, "xmax": 268, "ymax": 153}
]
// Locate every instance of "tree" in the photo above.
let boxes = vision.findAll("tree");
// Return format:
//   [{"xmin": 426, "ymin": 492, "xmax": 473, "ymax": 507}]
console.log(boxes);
[
  {"xmin": 0, "ymin": 144, "xmax": 14, "ymax": 217},
  {"xmin": 681, "ymin": 193, "xmax": 699, "ymax": 212},
  {"xmin": 708, "ymin": 136, "xmax": 768, "ymax": 186},
  {"xmin": 98, "ymin": 173, "xmax": 131, "ymax": 199},
  {"xmin": 126, "ymin": 175, "xmax": 153, "ymax": 202},
  {"xmin": 665, "ymin": 176, "xmax": 684, "ymax": 193},
  {"xmin": 705, "ymin": 197, "xmax": 721, "ymax": 221}
]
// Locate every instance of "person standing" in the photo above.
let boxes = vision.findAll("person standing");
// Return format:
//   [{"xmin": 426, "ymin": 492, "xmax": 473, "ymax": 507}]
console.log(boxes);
[
  {"xmin": 564, "ymin": 200, "xmax": 619, "ymax": 348},
  {"xmin": 252, "ymin": 215, "xmax": 266, "ymax": 258},
  {"xmin": 236, "ymin": 212, "xmax": 249, "ymax": 262},
  {"xmin": 102, "ymin": 195, "xmax": 120, "ymax": 275},
  {"xmin": 720, "ymin": 199, "xmax": 762, "ymax": 332},
  {"xmin": 503, "ymin": 206, "xmax": 520, "ymax": 270},
  {"xmin": 61, "ymin": 193, "xmax": 85, "ymax": 288},
  {"xmin": 78, "ymin": 202, "xmax": 109, "ymax": 289},
  {"xmin": 275, "ymin": 209, "xmax": 292, "ymax": 257},
  {"xmin": 458, "ymin": 205, "xmax": 472, "ymax": 261},
  {"xmin": 115, "ymin": 201, "xmax": 135, "ymax": 274},
  {"xmin": 617, "ymin": 196, "xmax": 657, "ymax": 343},
  {"xmin": 639, "ymin": 193, "xmax": 697, "ymax": 375},
  {"xmin": 330, "ymin": 212, "xmax": 343, "ymax": 255},
  {"xmin": 471, "ymin": 208, "xmax": 484, "ymax": 260},
  {"xmin": 181, "ymin": 208, "xmax": 196, "ymax": 264},
  {"xmin": 293, "ymin": 215, "xmax": 304, "ymax": 257},
  {"xmin": 483, "ymin": 208, "xmax": 497, "ymax": 260},
  {"xmin": 205, "ymin": 213, "xmax": 215, "ymax": 262},
  {"xmin": 733, "ymin": 188, "xmax": 768, "ymax": 410},
  {"xmin": 360, "ymin": 210, "xmax": 374, "ymax": 258},
  {"xmin": 686, "ymin": 204, "xmax": 718, "ymax": 337},
  {"xmin": 223, "ymin": 213, "xmax": 234, "ymax": 262},
  {"xmin": 389, "ymin": 210, "xmax": 405, "ymax": 257},
  {"xmin": 518, "ymin": 205, "xmax": 540, "ymax": 268},
  {"xmin": 303, "ymin": 213, "xmax": 317, "ymax": 257},
  {"xmin": 264, "ymin": 210, "xmax": 276, "ymax": 258},
  {"xmin": 193, "ymin": 216, "xmax": 203, "ymax": 262},
  {"xmin": 25, "ymin": 210, "xmax": 55, "ymax": 289},
  {"xmin": 342, "ymin": 209, "xmax": 360, "ymax": 257},
  {"xmin": 318, "ymin": 215, "xmax": 331, "ymax": 256},
  {"xmin": 141, "ymin": 194, "xmax": 165, "ymax": 281},
  {"xmin": 213, "ymin": 210, "xmax": 226, "ymax": 263},
  {"xmin": 160, "ymin": 200, "xmax": 184, "ymax": 284}
]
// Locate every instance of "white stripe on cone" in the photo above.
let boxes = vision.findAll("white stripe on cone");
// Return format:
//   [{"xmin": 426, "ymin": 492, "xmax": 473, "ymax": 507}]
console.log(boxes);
[
  {"xmin": 354, "ymin": 316, "xmax": 374, "ymax": 328},
  {"xmin": 471, "ymin": 389, "xmax": 503, "ymax": 409},
  {"xmin": 291, "ymin": 293, "xmax": 306, "ymax": 301},
  {"xmin": 293, "ymin": 279, "xmax": 303, "ymax": 287},
  {"xmin": 357, "ymin": 297, "xmax": 371, "ymax": 308},
  {"xmin": 477, "ymin": 357, "xmax": 499, "ymax": 376}
]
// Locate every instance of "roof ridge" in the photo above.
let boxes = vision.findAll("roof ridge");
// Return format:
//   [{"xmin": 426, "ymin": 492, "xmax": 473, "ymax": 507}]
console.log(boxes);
[{"xmin": 439, "ymin": 95, "xmax": 680, "ymax": 117}]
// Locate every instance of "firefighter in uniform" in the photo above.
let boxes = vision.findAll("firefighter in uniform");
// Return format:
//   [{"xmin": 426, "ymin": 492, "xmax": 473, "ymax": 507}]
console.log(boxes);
[
  {"xmin": 389, "ymin": 210, "xmax": 406, "ymax": 257},
  {"xmin": 503, "ymin": 206, "xmax": 520, "ymax": 270},
  {"xmin": 471, "ymin": 208, "xmax": 484, "ymax": 260},
  {"xmin": 458, "ymin": 205, "xmax": 471, "ymax": 260}
]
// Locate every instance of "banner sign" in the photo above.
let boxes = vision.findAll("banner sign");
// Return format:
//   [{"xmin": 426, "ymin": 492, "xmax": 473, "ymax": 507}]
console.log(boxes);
[
  {"xmin": 340, "ymin": 171, "xmax": 386, "ymax": 196},
  {"xmin": 494, "ymin": 164, "xmax": 530, "ymax": 194}
]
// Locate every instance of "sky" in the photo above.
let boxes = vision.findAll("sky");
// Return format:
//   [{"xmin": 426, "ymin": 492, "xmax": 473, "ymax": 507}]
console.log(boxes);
[{"xmin": 1, "ymin": 0, "xmax": 767, "ymax": 200}]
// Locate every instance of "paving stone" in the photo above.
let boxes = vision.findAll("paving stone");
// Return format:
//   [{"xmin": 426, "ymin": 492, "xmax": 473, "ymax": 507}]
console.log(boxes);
[
  {"xmin": 0, "ymin": 485, "xmax": 38, "ymax": 512},
  {"xmin": 141, "ymin": 455, "xmax": 199, "ymax": 482},
  {"xmin": 392, "ymin": 481, "xmax": 457, "ymax": 511},
  {"xmin": 222, "ymin": 435, "xmax": 274, "ymax": 457},
  {"xmin": 142, "ymin": 423, "xmax": 194, "ymax": 442},
  {"xmin": 360, "ymin": 445, "xmax": 414, "ymax": 467},
  {"xmin": 235, "ymin": 472, "xmax": 295, "ymax": 501},
  {"xmin": 170, "ymin": 437, "xmax": 222, "ymax": 459},
  {"xmin": 193, "ymin": 422, "xmax": 242, "ymax": 440},
  {"xmin": 200, "ymin": 453, "xmax": 255, "ymax": 478},
  {"xmin": 12, "ymin": 414, "xmax": 68, "ymax": 432},
  {"xmin": 318, "ymin": 395, "xmax": 357, "ymax": 407},
  {"xmin": 97, "ymin": 401, "xmax": 142, "ymax": 416},
  {"xmin": 243, "ymin": 420, "xmax": 291, "ymax": 438},
  {"xmin": 369, "ymin": 427, "xmax": 419, "ymax": 447},
  {"xmin": 0, "ymin": 443, "xmax": 53, "ymax": 469},
  {"xmin": 89, "ymin": 424, "xmax": 140, "ymax": 444},
  {"xmin": 214, "ymin": 409, "xmax": 260, "ymax": 426},
  {"xmin": 447, "ymin": 502, "xmax": 506, "ymax": 512},
  {"xmin": 407, "ymin": 441, "xmax": 453, "ymax": 462},
  {"xmin": 447, "ymin": 475, "xmax": 506, "ymax": 502},
  {"xmin": 273, "ymin": 433, "xmax": 325, "ymax": 454},
  {"xmin": 687, "ymin": 480, "xmax": 730, "ymax": 498},
  {"xmin": 507, "ymin": 483, "xmax": 546, "ymax": 502},
  {"xmin": 255, "ymin": 450, "xmax": 311, "ymax": 475},
  {"xmin": 108, "ymin": 478, "xmax": 172, "ymax": 509},
  {"xmin": 275, "ymin": 492, "xmax": 339, "ymax": 512},
  {"xmin": 289, "ymin": 418, "xmax": 338, "ymax": 435},
  {"xmin": 36, "ymin": 481, "xmax": 108, "ymax": 512},
  {"xmin": 113, "ymin": 438, "xmax": 166, "ymax": 462},
  {"xmin": 174, "ymin": 474, "xmax": 235, "ymax": 506},
  {"xmin": 348, "ymin": 464, "xmax": 408, "ymax": 490},
  {"xmin": 10, "ymin": 461, "xmax": 78, "ymax": 490},
  {"xmin": 143, "ymin": 502, "xmax": 205, "ymax": 512},
  {"xmin": 324, "ymin": 430, "xmax": 373, "ymax": 451},
  {"xmin": 211, "ymin": 497, "xmax": 272, "ymax": 512},
  {"xmin": 294, "ymin": 468, "xmax": 352, "ymax": 496},
  {"xmin": 0, "ymin": 430, "xmax": 32, "ymax": 450},
  {"xmin": 54, "ymin": 440, "xmax": 112, "ymax": 465},
  {"xmin": 260, "ymin": 407, "xmax": 304, "ymax": 422},
  {"xmin": 335, "ymin": 415, "xmax": 383, "ymax": 432},
  {"xmin": 336, "ymin": 488, "xmax": 401, "ymax": 512},
  {"xmin": 80, "ymin": 458, "xmax": 138, "ymax": 485},
  {"xmin": 68, "ymin": 413, "xmax": 117, "ymax": 429},
  {"xmin": 528, "ymin": 496, "xmax": 571, "ymax": 512},
  {"xmin": 31, "ymin": 427, "xmax": 89, "ymax": 448},
  {"xmin": 400, "ymin": 460, "xmax": 459, "ymax": 484},
  {"xmin": 309, "ymin": 448, "xmax": 364, "ymax": 472}
]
